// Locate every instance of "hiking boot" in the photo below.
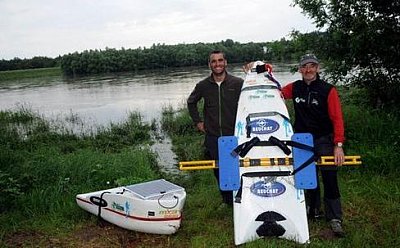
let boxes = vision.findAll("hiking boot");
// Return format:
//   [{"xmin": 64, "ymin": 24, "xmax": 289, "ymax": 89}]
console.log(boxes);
[{"xmin": 330, "ymin": 219, "xmax": 345, "ymax": 237}]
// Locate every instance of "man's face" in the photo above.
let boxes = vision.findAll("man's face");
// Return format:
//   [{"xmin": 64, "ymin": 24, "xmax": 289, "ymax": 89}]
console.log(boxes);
[
  {"xmin": 209, "ymin": 53, "xmax": 227, "ymax": 76},
  {"xmin": 299, "ymin": 63, "xmax": 320, "ymax": 83}
]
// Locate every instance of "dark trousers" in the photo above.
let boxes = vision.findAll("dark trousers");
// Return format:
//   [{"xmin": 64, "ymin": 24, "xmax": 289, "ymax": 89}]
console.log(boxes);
[
  {"xmin": 204, "ymin": 135, "xmax": 233, "ymax": 205},
  {"xmin": 306, "ymin": 134, "xmax": 343, "ymax": 221}
]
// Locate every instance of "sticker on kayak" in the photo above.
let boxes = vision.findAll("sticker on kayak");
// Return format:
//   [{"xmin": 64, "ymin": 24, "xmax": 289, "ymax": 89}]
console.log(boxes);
[
  {"xmin": 248, "ymin": 118, "xmax": 279, "ymax": 134},
  {"xmin": 250, "ymin": 181, "xmax": 286, "ymax": 197}
]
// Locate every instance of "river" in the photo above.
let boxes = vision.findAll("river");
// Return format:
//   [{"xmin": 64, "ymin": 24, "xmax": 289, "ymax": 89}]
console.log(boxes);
[
  {"xmin": 0, "ymin": 63, "xmax": 299, "ymax": 175},
  {"xmin": 0, "ymin": 64, "xmax": 298, "ymax": 125}
]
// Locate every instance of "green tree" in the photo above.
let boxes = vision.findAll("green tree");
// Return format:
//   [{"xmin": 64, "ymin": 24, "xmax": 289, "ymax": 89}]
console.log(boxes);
[{"xmin": 294, "ymin": 0, "xmax": 400, "ymax": 109}]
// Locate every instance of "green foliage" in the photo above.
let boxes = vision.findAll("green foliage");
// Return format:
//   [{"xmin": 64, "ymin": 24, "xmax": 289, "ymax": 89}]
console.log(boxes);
[
  {"xmin": 92, "ymin": 112, "xmax": 152, "ymax": 153},
  {"xmin": 59, "ymin": 42, "xmax": 271, "ymax": 76},
  {"xmin": 0, "ymin": 108, "xmax": 158, "ymax": 216},
  {"xmin": 161, "ymin": 106, "xmax": 204, "ymax": 161},
  {"xmin": 0, "ymin": 56, "xmax": 60, "ymax": 71},
  {"xmin": 294, "ymin": 0, "xmax": 400, "ymax": 109}
]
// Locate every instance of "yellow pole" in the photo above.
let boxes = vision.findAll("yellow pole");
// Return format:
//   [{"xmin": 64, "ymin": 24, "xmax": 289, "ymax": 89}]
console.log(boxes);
[{"xmin": 179, "ymin": 156, "xmax": 361, "ymax": 171}]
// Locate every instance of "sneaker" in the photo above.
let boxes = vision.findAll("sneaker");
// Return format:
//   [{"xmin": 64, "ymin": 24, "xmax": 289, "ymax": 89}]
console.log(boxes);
[{"xmin": 329, "ymin": 219, "xmax": 345, "ymax": 237}]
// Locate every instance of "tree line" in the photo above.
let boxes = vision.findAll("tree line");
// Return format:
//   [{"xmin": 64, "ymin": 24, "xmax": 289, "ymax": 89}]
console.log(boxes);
[
  {"xmin": 0, "ymin": 56, "xmax": 61, "ymax": 71},
  {"xmin": 58, "ymin": 39, "xmax": 305, "ymax": 76},
  {"xmin": 0, "ymin": 37, "xmax": 309, "ymax": 75}
]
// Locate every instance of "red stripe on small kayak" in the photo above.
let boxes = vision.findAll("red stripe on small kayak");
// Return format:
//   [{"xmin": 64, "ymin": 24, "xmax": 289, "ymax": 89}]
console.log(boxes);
[{"xmin": 76, "ymin": 197, "xmax": 182, "ymax": 222}]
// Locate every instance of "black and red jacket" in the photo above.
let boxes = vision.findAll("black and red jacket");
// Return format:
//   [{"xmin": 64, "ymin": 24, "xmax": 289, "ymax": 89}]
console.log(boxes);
[{"xmin": 281, "ymin": 75, "xmax": 345, "ymax": 144}]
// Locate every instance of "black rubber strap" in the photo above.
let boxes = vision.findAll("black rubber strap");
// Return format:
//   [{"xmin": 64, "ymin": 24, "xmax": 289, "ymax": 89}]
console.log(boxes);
[
  {"xmin": 232, "ymin": 137, "xmax": 260, "ymax": 157},
  {"xmin": 268, "ymin": 136, "xmax": 291, "ymax": 155},
  {"xmin": 290, "ymin": 155, "xmax": 316, "ymax": 176}
]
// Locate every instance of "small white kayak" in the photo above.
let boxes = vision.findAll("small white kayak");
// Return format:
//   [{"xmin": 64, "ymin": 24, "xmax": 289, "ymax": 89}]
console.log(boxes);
[{"xmin": 76, "ymin": 179, "xmax": 186, "ymax": 235}]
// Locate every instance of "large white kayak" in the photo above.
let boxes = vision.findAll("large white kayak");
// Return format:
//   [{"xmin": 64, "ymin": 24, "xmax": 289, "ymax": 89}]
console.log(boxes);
[
  {"xmin": 76, "ymin": 179, "xmax": 186, "ymax": 235},
  {"xmin": 232, "ymin": 62, "xmax": 309, "ymax": 245}
]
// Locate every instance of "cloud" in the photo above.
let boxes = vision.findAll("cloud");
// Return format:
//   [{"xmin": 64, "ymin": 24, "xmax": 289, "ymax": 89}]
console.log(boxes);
[{"xmin": 0, "ymin": 0, "xmax": 317, "ymax": 59}]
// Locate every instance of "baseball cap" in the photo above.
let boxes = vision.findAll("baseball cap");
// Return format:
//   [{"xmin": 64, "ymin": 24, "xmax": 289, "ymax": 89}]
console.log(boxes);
[{"xmin": 300, "ymin": 54, "xmax": 319, "ymax": 66}]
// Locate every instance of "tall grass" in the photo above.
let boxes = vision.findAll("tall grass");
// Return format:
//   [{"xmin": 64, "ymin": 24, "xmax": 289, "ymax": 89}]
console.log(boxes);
[
  {"xmin": 160, "ymin": 105, "xmax": 204, "ymax": 162},
  {"xmin": 0, "ymin": 108, "xmax": 160, "ymax": 236},
  {"xmin": 339, "ymin": 88, "xmax": 400, "ymax": 175}
]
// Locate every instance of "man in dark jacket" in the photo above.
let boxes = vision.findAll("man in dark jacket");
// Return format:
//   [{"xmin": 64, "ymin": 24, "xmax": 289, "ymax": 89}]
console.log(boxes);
[
  {"xmin": 187, "ymin": 50, "xmax": 244, "ymax": 205},
  {"xmin": 281, "ymin": 54, "xmax": 346, "ymax": 237}
]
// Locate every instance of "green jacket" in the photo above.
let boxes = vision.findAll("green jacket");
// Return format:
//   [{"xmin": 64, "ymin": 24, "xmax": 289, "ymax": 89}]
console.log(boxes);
[{"xmin": 187, "ymin": 72, "xmax": 243, "ymax": 137}]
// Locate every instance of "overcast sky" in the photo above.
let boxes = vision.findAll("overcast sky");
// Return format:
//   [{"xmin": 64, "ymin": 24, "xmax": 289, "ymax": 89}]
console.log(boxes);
[{"xmin": 0, "ymin": 0, "xmax": 317, "ymax": 60}]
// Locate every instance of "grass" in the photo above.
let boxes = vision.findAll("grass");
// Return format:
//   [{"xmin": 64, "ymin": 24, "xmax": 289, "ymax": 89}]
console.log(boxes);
[
  {"xmin": 1, "ymin": 89, "xmax": 400, "ymax": 247},
  {"xmin": 0, "ymin": 67, "xmax": 61, "ymax": 81},
  {"xmin": 0, "ymin": 108, "xmax": 161, "ymax": 246}
]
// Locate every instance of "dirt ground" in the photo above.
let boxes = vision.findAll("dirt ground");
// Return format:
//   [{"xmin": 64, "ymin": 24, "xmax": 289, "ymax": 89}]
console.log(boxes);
[
  {"xmin": 4, "ymin": 220, "xmax": 172, "ymax": 248},
  {"xmin": 4, "ymin": 219, "xmax": 338, "ymax": 247}
]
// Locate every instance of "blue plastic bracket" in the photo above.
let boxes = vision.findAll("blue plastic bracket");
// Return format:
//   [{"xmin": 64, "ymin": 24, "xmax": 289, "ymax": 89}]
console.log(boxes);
[
  {"xmin": 292, "ymin": 133, "xmax": 317, "ymax": 189},
  {"xmin": 218, "ymin": 136, "xmax": 240, "ymax": 191}
]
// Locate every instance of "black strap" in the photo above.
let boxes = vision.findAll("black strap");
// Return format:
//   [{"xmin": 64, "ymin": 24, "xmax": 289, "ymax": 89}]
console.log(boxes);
[
  {"xmin": 266, "ymin": 136, "xmax": 315, "ymax": 176},
  {"xmin": 290, "ymin": 155, "xmax": 316, "ymax": 176},
  {"xmin": 232, "ymin": 137, "xmax": 260, "ymax": 157},
  {"xmin": 268, "ymin": 136, "xmax": 314, "ymax": 153},
  {"xmin": 268, "ymin": 136, "xmax": 291, "ymax": 155},
  {"xmin": 232, "ymin": 136, "xmax": 314, "ymax": 158},
  {"xmin": 97, "ymin": 191, "xmax": 111, "ymax": 220},
  {"xmin": 283, "ymin": 140, "xmax": 314, "ymax": 152}
]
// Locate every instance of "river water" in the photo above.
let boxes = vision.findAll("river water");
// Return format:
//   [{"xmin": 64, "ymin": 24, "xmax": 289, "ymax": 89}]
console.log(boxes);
[{"xmin": 0, "ymin": 63, "xmax": 298, "ymax": 175}]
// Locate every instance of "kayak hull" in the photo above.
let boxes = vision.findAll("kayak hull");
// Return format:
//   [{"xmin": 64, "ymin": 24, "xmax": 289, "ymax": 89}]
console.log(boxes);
[{"xmin": 76, "ymin": 179, "xmax": 186, "ymax": 235}]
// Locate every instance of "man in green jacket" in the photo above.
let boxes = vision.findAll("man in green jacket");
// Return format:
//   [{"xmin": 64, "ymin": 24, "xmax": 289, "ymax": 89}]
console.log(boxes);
[{"xmin": 187, "ymin": 50, "xmax": 243, "ymax": 205}]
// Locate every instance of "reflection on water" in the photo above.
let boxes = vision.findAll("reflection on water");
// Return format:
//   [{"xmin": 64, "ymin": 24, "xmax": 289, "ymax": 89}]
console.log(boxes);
[{"xmin": 0, "ymin": 64, "xmax": 298, "ymax": 127}]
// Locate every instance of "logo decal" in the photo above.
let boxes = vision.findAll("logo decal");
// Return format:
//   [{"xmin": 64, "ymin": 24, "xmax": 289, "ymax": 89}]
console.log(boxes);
[
  {"xmin": 112, "ymin": 202, "xmax": 124, "ymax": 212},
  {"xmin": 249, "ymin": 95, "xmax": 260, "ymax": 99},
  {"xmin": 295, "ymin": 97, "xmax": 306, "ymax": 103},
  {"xmin": 125, "ymin": 201, "xmax": 131, "ymax": 217},
  {"xmin": 236, "ymin": 121, "xmax": 244, "ymax": 136},
  {"xmin": 249, "ymin": 118, "xmax": 279, "ymax": 134},
  {"xmin": 283, "ymin": 119, "xmax": 293, "ymax": 137},
  {"xmin": 250, "ymin": 181, "xmax": 286, "ymax": 197},
  {"xmin": 159, "ymin": 209, "xmax": 179, "ymax": 218},
  {"xmin": 311, "ymin": 99, "xmax": 319, "ymax": 105}
]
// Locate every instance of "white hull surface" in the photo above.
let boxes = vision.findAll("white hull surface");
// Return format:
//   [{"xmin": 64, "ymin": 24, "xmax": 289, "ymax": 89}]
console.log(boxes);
[
  {"xmin": 76, "ymin": 179, "xmax": 186, "ymax": 235},
  {"xmin": 233, "ymin": 62, "xmax": 309, "ymax": 245}
]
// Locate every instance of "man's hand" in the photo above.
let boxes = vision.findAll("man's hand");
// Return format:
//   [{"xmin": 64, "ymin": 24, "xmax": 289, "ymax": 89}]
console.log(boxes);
[
  {"xmin": 196, "ymin": 122, "xmax": 206, "ymax": 133},
  {"xmin": 242, "ymin": 62, "xmax": 254, "ymax": 73},
  {"xmin": 334, "ymin": 146, "xmax": 345, "ymax": 166}
]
